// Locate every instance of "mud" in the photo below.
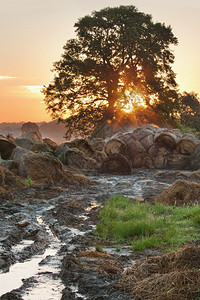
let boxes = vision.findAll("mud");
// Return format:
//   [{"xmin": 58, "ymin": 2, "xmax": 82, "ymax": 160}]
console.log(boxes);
[{"xmin": 0, "ymin": 169, "xmax": 193, "ymax": 299}]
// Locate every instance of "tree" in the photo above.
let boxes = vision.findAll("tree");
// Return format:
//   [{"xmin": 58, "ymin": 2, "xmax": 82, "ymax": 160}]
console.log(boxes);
[
  {"xmin": 180, "ymin": 92, "xmax": 200, "ymax": 131},
  {"xmin": 43, "ymin": 5, "xmax": 179, "ymax": 138}
]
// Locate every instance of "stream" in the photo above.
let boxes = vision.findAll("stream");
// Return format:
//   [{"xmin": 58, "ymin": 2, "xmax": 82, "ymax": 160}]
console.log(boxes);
[{"xmin": 0, "ymin": 169, "xmax": 189, "ymax": 299}]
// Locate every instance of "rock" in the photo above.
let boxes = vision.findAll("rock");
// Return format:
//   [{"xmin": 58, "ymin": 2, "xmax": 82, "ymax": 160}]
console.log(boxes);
[
  {"xmin": 0, "ymin": 136, "xmax": 16, "ymax": 160},
  {"xmin": 154, "ymin": 131, "xmax": 178, "ymax": 151},
  {"xmin": 100, "ymin": 153, "xmax": 132, "ymax": 175},
  {"xmin": 21, "ymin": 122, "xmax": 42, "ymax": 139},
  {"xmin": 58, "ymin": 148, "xmax": 99, "ymax": 170},
  {"xmin": 176, "ymin": 134, "xmax": 199, "ymax": 155},
  {"xmin": 19, "ymin": 152, "xmax": 89, "ymax": 185},
  {"xmin": 104, "ymin": 138, "xmax": 126, "ymax": 155},
  {"xmin": 156, "ymin": 180, "xmax": 200, "ymax": 205}
]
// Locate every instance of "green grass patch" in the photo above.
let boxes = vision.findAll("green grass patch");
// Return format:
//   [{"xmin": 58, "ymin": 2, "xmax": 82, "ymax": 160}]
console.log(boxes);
[{"xmin": 94, "ymin": 194, "xmax": 200, "ymax": 251}]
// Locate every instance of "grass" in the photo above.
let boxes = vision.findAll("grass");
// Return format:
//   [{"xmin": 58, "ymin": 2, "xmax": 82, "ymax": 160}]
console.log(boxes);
[
  {"xmin": 94, "ymin": 194, "xmax": 200, "ymax": 251},
  {"xmin": 24, "ymin": 176, "xmax": 33, "ymax": 186}
]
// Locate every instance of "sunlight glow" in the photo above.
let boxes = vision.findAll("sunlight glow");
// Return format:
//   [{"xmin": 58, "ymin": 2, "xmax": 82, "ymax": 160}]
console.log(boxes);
[{"xmin": 117, "ymin": 90, "xmax": 147, "ymax": 113}]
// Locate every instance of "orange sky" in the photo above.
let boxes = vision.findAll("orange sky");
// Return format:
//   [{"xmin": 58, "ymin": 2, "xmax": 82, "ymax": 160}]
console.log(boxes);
[{"xmin": 1, "ymin": 0, "xmax": 200, "ymax": 123}]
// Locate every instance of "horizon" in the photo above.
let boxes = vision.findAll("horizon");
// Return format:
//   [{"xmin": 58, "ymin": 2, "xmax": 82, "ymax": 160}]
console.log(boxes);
[{"xmin": 1, "ymin": 0, "xmax": 200, "ymax": 122}]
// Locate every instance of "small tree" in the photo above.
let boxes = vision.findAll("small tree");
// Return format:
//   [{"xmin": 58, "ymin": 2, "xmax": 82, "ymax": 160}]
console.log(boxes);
[
  {"xmin": 43, "ymin": 5, "xmax": 179, "ymax": 138},
  {"xmin": 180, "ymin": 92, "xmax": 200, "ymax": 132}
]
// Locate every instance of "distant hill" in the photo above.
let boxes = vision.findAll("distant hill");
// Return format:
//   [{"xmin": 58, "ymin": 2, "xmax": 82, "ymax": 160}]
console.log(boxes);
[{"xmin": 0, "ymin": 119, "xmax": 67, "ymax": 143}]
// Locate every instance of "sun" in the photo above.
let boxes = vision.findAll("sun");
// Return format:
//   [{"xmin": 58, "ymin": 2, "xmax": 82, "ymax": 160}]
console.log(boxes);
[{"xmin": 117, "ymin": 90, "xmax": 147, "ymax": 114}]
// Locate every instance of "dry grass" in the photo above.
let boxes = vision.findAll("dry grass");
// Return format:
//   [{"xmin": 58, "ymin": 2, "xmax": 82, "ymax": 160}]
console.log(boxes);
[{"xmin": 117, "ymin": 245, "xmax": 200, "ymax": 299}]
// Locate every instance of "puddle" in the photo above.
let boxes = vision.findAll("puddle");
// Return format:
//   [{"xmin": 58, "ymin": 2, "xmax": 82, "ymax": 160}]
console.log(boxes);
[
  {"xmin": 11, "ymin": 239, "xmax": 34, "ymax": 254},
  {"xmin": 0, "ymin": 216, "xmax": 64, "ymax": 298}
]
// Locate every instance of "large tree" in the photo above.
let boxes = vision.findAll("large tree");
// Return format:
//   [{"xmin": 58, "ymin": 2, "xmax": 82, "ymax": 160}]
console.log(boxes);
[{"xmin": 43, "ymin": 5, "xmax": 179, "ymax": 138}]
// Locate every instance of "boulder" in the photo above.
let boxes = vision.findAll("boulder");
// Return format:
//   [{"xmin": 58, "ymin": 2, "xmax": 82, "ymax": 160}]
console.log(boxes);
[
  {"xmin": 21, "ymin": 122, "xmax": 42, "ymax": 139},
  {"xmin": 19, "ymin": 152, "xmax": 89, "ymax": 185},
  {"xmin": 176, "ymin": 134, "xmax": 199, "ymax": 155},
  {"xmin": 104, "ymin": 138, "xmax": 126, "ymax": 155},
  {"xmin": 156, "ymin": 180, "xmax": 200, "ymax": 206},
  {"xmin": 100, "ymin": 153, "xmax": 132, "ymax": 175},
  {"xmin": 0, "ymin": 137, "xmax": 16, "ymax": 159}
]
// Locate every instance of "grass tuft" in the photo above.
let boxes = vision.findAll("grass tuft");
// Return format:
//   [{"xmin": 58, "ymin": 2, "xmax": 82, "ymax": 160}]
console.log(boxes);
[{"xmin": 94, "ymin": 194, "xmax": 200, "ymax": 251}]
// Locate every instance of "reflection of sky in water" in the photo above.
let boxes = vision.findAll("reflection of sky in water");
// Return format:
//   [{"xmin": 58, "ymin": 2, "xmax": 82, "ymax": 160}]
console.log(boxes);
[{"xmin": 0, "ymin": 216, "xmax": 64, "ymax": 298}]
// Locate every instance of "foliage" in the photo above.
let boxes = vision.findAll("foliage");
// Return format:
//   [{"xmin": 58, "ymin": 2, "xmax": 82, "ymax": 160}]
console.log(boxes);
[
  {"xmin": 43, "ymin": 6, "xmax": 179, "ymax": 138},
  {"xmin": 24, "ymin": 177, "xmax": 33, "ymax": 186},
  {"xmin": 95, "ymin": 194, "xmax": 200, "ymax": 251},
  {"xmin": 179, "ymin": 92, "xmax": 200, "ymax": 135}
]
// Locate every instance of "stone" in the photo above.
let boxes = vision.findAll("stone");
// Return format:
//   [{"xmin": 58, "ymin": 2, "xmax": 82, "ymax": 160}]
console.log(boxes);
[{"xmin": 100, "ymin": 153, "xmax": 132, "ymax": 175}]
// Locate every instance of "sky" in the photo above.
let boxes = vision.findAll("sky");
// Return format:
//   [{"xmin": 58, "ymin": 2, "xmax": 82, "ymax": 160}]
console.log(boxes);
[{"xmin": 0, "ymin": 0, "xmax": 200, "ymax": 123}]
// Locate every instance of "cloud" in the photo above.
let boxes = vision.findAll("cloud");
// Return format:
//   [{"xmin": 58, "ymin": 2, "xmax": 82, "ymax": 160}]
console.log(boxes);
[
  {"xmin": 0, "ymin": 76, "xmax": 18, "ymax": 80},
  {"xmin": 21, "ymin": 85, "xmax": 44, "ymax": 93}
]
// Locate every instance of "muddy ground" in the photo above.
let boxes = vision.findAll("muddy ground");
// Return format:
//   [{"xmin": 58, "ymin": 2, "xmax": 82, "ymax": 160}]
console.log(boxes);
[{"xmin": 0, "ymin": 170, "xmax": 193, "ymax": 300}]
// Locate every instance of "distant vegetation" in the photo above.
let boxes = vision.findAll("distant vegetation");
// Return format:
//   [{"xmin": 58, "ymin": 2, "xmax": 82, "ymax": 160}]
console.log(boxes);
[{"xmin": 95, "ymin": 195, "xmax": 200, "ymax": 251}]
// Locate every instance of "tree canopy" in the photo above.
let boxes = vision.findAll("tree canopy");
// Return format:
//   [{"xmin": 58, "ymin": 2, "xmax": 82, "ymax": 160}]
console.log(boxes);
[{"xmin": 43, "ymin": 5, "xmax": 179, "ymax": 138}]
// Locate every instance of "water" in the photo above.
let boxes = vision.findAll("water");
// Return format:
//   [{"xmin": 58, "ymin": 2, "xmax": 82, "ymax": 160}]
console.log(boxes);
[{"xmin": 0, "ymin": 216, "xmax": 64, "ymax": 298}]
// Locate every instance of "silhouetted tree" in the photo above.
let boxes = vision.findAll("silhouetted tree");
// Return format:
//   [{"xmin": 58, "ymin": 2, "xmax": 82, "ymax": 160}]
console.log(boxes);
[
  {"xmin": 43, "ymin": 5, "xmax": 179, "ymax": 138},
  {"xmin": 180, "ymin": 92, "xmax": 200, "ymax": 131}
]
